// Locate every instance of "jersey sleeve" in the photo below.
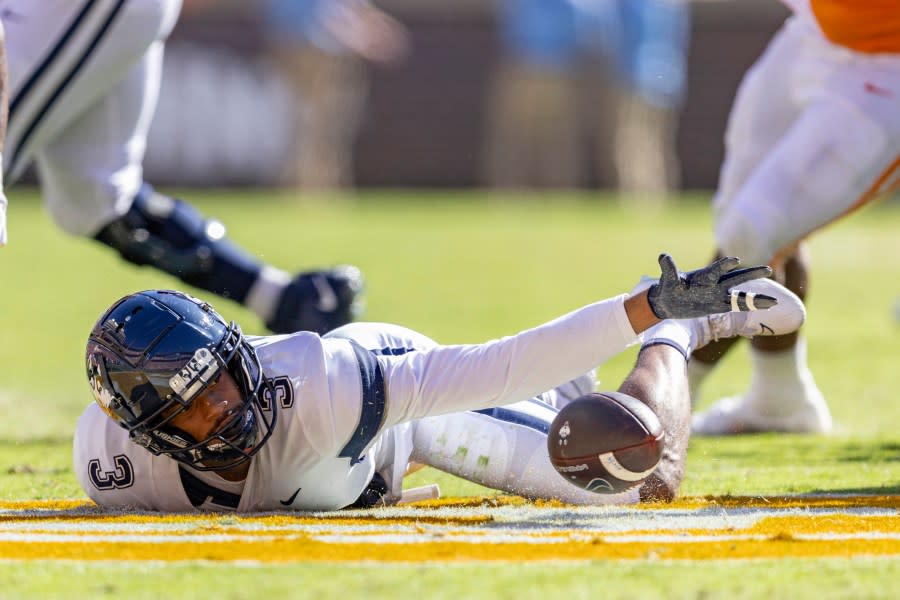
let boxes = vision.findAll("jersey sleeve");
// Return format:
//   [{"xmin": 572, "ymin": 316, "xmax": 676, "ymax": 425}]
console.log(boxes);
[
  {"xmin": 379, "ymin": 295, "xmax": 637, "ymax": 425},
  {"xmin": 72, "ymin": 403, "xmax": 194, "ymax": 512}
]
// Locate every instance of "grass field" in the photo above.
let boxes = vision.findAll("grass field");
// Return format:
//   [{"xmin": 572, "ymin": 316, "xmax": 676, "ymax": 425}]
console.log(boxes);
[{"xmin": 0, "ymin": 188, "xmax": 898, "ymax": 598}]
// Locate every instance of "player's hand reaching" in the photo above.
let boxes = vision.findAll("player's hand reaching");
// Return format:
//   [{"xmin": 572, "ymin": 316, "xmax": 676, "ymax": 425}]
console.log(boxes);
[{"xmin": 646, "ymin": 254, "xmax": 776, "ymax": 319}]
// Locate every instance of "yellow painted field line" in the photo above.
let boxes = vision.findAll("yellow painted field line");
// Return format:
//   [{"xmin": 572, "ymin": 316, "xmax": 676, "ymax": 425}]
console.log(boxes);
[
  {"xmin": 1, "ymin": 496, "xmax": 897, "ymax": 563},
  {"xmin": 753, "ymin": 515, "xmax": 900, "ymax": 535},
  {"xmin": 1, "ymin": 537, "xmax": 898, "ymax": 562}
]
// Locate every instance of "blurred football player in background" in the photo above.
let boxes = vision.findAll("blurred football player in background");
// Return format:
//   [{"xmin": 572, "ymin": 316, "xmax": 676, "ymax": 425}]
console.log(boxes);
[
  {"xmin": 581, "ymin": 0, "xmax": 690, "ymax": 203},
  {"xmin": 690, "ymin": 0, "xmax": 900, "ymax": 435},
  {"xmin": 0, "ymin": 0, "xmax": 362, "ymax": 335},
  {"xmin": 483, "ymin": 0, "xmax": 690, "ymax": 203},
  {"xmin": 483, "ymin": 0, "xmax": 582, "ymax": 189},
  {"xmin": 261, "ymin": 0, "xmax": 409, "ymax": 191},
  {"xmin": 75, "ymin": 254, "xmax": 804, "ymax": 511}
]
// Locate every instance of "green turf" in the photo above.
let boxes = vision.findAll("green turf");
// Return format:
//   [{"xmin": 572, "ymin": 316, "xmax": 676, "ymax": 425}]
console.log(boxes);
[
  {"xmin": 1, "ymin": 188, "xmax": 899, "ymax": 595},
  {"xmin": 1, "ymin": 560, "xmax": 899, "ymax": 600}
]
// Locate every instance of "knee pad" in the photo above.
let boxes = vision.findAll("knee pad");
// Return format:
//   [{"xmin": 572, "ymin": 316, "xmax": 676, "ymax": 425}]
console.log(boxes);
[{"xmin": 94, "ymin": 185, "xmax": 260, "ymax": 300}]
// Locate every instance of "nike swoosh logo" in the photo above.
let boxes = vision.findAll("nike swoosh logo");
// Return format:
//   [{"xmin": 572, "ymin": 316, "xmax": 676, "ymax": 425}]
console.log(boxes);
[
  {"xmin": 310, "ymin": 275, "xmax": 339, "ymax": 313},
  {"xmin": 279, "ymin": 486, "xmax": 302, "ymax": 506},
  {"xmin": 759, "ymin": 323, "xmax": 774, "ymax": 335}
]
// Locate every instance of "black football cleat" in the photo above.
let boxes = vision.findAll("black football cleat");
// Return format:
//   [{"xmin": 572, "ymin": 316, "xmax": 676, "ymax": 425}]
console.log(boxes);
[{"xmin": 266, "ymin": 265, "xmax": 365, "ymax": 335}]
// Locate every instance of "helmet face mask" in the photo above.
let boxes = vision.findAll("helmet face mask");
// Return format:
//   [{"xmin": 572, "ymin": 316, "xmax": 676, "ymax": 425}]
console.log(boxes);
[{"xmin": 86, "ymin": 290, "xmax": 277, "ymax": 472}]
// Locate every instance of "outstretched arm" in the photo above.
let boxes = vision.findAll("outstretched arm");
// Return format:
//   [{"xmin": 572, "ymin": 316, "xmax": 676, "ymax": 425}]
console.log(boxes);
[
  {"xmin": 378, "ymin": 254, "xmax": 775, "ymax": 428},
  {"xmin": 379, "ymin": 295, "xmax": 639, "ymax": 426}
]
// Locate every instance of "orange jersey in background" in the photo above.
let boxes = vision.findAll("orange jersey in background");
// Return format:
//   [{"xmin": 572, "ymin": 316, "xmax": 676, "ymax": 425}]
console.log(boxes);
[{"xmin": 810, "ymin": 0, "xmax": 900, "ymax": 53}]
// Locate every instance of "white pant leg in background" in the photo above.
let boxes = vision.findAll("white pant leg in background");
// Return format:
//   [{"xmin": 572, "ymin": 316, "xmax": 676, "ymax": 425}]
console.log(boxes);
[
  {"xmin": 2, "ymin": 0, "xmax": 182, "ymax": 235},
  {"xmin": 713, "ymin": 17, "xmax": 900, "ymax": 265},
  {"xmin": 713, "ymin": 20, "xmax": 803, "ymax": 209}
]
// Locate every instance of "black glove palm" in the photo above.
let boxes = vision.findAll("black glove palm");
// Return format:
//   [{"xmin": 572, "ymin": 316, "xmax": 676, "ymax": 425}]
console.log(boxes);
[{"xmin": 647, "ymin": 254, "xmax": 776, "ymax": 319}]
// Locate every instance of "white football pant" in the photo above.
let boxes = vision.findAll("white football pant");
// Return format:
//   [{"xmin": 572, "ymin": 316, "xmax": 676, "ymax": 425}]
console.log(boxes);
[
  {"xmin": 2, "ymin": 0, "xmax": 182, "ymax": 236},
  {"xmin": 713, "ymin": 15, "xmax": 900, "ymax": 265}
]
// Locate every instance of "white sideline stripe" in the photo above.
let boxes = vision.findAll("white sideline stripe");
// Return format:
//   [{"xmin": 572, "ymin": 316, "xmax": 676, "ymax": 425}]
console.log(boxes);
[
  {"xmin": 1, "ymin": 504, "xmax": 892, "ymax": 522},
  {"xmin": 0, "ymin": 506, "xmax": 893, "ymax": 537}
]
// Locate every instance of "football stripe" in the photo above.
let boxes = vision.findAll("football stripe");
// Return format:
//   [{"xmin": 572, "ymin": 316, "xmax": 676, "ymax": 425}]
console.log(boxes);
[{"xmin": 598, "ymin": 452, "xmax": 659, "ymax": 482}]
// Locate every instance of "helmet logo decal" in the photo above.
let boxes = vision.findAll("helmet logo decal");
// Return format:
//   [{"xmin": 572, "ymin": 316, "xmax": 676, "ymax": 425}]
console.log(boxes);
[
  {"xmin": 88, "ymin": 353, "xmax": 119, "ymax": 416},
  {"xmin": 169, "ymin": 347, "xmax": 219, "ymax": 400}
]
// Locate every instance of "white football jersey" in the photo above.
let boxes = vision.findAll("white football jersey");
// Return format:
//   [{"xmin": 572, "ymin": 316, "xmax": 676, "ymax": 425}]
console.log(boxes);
[{"xmin": 74, "ymin": 296, "xmax": 639, "ymax": 511}]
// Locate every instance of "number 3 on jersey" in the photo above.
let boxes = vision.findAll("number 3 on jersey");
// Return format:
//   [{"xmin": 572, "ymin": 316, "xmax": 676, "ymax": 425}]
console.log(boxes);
[
  {"xmin": 258, "ymin": 376, "xmax": 293, "ymax": 411},
  {"xmin": 88, "ymin": 455, "xmax": 134, "ymax": 490}
]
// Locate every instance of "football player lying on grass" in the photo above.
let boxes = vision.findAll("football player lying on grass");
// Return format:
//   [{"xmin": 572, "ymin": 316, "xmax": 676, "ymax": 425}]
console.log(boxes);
[{"xmin": 75, "ymin": 254, "xmax": 805, "ymax": 512}]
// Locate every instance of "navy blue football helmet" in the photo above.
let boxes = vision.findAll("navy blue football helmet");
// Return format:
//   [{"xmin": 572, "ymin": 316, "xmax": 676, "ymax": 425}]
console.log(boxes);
[{"xmin": 85, "ymin": 290, "xmax": 277, "ymax": 471}]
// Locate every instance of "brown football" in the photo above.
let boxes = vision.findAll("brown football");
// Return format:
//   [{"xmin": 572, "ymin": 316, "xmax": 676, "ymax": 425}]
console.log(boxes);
[{"xmin": 548, "ymin": 392, "xmax": 665, "ymax": 494}]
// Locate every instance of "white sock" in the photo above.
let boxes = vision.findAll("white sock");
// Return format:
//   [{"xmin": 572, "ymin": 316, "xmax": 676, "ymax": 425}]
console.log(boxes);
[
  {"xmin": 244, "ymin": 266, "xmax": 292, "ymax": 323},
  {"xmin": 744, "ymin": 336, "xmax": 811, "ymax": 413},
  {"xmin": 641, "ymin": 320, "xmax": 697, "ymax": 360}
]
